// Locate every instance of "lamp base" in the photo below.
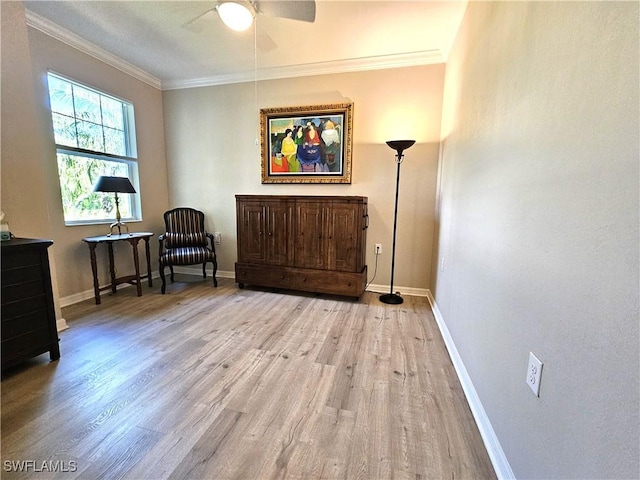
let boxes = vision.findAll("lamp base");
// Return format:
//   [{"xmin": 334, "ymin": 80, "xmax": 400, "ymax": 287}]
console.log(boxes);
[
  {"xmin": 379, "ymin": 293, "xmax": 404, "ymax": 305},
  {"xmin": 108, "ymin": 221, "xmax": 130, "ymax": 237}
]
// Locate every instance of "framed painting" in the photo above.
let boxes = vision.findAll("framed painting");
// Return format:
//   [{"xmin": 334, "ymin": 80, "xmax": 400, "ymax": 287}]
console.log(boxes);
[{"xmin": 260, "ymin": 103, "xmax": 353, "ymax": 184}]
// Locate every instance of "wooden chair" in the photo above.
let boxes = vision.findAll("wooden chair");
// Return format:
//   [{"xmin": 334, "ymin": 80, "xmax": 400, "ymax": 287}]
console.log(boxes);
[{"xmin": 158, "ymin": 207, "xmax": 217, "ymax": 294}]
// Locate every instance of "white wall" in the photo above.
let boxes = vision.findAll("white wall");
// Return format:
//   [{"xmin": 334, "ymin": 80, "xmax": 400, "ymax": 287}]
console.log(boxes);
[
  {"xmin": 434, "ymin": 2, "xmax": 639, "ymax": 478},
  {"xmin": 163, "ymin": 65, "xmax": 444, "ymax": 291}
]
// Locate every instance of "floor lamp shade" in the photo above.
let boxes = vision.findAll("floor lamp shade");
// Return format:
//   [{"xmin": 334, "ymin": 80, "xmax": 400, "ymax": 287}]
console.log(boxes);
[
  {"xmin": 93, "ymin": 176, "xmax": 136, "ymax": 236},
  {"xmin": 379, "ymin": 140, "xmax": 416, "ymax": 305}
]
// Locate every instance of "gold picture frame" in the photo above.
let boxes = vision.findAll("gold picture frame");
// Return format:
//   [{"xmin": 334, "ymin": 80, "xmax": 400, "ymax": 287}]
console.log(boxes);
[{"xmin": 260, "ymin": 103, "xmax": 353, "ymax": 184}]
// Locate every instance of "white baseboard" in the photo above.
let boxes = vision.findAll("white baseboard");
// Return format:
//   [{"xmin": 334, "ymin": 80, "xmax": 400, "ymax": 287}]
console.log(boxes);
[
  {"xmin": 172, "ymin": 266, "xmax": 235, "ymax": 279},
  {"xmin": 366, "ymin": 283, "xmax": 430, "ymax": 297},
  {"xmin": 59, "ymin": 270, "xmax": 235, "ymax": 308},
  {"xmin": 426, "ymin": 290, "xmax": 515, "ymax": 480}
]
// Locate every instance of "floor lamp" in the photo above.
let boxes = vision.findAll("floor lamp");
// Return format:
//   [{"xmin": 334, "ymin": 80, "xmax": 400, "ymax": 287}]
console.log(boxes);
[{"xmin": 379, "ymin": 139, "xmax": 416, "ymax": 305}]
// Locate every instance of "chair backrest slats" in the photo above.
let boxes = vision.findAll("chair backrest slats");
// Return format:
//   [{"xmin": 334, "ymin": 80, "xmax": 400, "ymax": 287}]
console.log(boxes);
[{"xmin": 163, "ymin": 208, "xmax": 208, "ymax": 248}]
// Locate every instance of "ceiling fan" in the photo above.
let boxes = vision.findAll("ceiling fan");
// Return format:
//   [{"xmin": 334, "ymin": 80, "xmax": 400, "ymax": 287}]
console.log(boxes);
[{"xmin": 185, "ymin": 0, "xmax": 316, "ymax": 32}]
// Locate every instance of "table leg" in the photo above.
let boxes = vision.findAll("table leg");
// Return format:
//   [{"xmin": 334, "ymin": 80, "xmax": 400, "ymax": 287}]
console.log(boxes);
[
  {"xmin": 108, "ymin": 242, "xmax": 117, "ymax": 294},
  {"xmin": 130, "ymin": 238, "xmax": 142, "ymax": 297},
  {"xmin": 144, "ymin": 237, "xmax": 152, "ymax": 287},
  {"xmin": 87, "ymin": 243, "xmax": 101, "ymax": 305}
]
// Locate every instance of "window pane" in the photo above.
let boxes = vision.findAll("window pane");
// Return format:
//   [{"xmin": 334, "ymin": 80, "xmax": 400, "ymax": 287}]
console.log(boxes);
[
  {"xmin": 51, "ymin": 113, "xmax": 77, "ymax": 148},
  {"xmin": 72, "ymin": 85, "xmax": 101, "ymax": 124},
  {"xmin": 76, "ymin": 120, "xmax": 104, "ymax": 152},
  {"xmin": 101, "ymin": 96, "xmax": 124, "ymax": 129},
  {"xmin": 48, "ymin": 76, "xmax": 75, "ymax": 117},
  {"xmin": 104, "ymin": 127, "xmax": 126, "ymax": 156},
  {"xmin": 56, "ymin": 153, "xmax": 132, "ymax": 222}
]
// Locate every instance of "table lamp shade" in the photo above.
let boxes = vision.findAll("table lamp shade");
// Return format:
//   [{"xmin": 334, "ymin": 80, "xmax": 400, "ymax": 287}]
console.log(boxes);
[
  {"xmin": 93, "ymin": 176, "xmax": 136, "ymax": 194},
  {"xmin": 93, "ymin": 176, "xmax": 136, "ymax": 236}
]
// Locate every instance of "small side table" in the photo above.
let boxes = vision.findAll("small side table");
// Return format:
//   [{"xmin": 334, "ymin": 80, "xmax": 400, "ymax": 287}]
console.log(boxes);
[{"xmin": 82, "ymin": 232, "xmax": 153, "ymax": 305}]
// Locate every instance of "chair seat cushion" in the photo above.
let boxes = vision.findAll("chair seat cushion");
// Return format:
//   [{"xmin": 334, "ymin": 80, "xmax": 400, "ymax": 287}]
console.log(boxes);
[{"xmin": 160, "ymin": 246, "xmax": 215, "ymax": 265}]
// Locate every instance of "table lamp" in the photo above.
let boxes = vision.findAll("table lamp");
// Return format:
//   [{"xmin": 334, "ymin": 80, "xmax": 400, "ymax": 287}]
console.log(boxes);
[{"xmin": 93, "ymin": 176, "xmax": 136, "ymax": 236}]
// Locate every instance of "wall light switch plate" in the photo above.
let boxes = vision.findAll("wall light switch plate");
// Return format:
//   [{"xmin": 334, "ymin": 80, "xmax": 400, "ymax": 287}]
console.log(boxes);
[
  {"xmin": 214, "ymin": 232, "xmax": 221, "ymax": 244},
  {"xmin": 527, "ymin": 352, "xmax": 543, "ymax": 397}
]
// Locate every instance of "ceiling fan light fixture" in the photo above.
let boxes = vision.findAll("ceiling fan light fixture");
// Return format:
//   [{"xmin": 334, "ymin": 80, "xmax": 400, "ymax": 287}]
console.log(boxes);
[{"xmin": 216, "ymin": 1, "xmax": 255, "ymax": 31}]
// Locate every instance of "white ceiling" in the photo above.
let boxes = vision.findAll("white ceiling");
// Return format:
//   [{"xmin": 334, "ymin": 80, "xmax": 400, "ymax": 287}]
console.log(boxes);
[{"xmin": 23, "ymin": 0, "xmax": 467, "ymax": 90}]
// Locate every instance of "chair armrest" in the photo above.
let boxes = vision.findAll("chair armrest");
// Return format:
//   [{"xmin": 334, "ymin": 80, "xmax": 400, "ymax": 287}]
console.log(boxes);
[
  {"xmin": 158, "ymin": 234, "xmax": 165, "ymax": 254},
  {"xmin": 206, "ymin": 232, "xmax": 216, "ymax": 254}
]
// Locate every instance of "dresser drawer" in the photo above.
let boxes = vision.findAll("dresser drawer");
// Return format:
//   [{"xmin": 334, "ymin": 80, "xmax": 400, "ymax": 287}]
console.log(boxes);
[
  {"xmin": 2, "ymin": 264, "xmax": 44, "ymax": 286},
  {"xmin": 1, "ymin": 327, "xmax": 56, "ymax": 363},
  {"xmin": 1, "ymin": 249, "xmax": 42, "ymax": 270},
  {"xmin": 2, "ymin": 307, "xmax": 52, "ymax": 338},
  {"xmin": 2, "ymin": 294, "xmax": 48, "ymax": 320},
  {"xmin": 2, "ymin": 279, "xmax": 48, "ymax": 305}
]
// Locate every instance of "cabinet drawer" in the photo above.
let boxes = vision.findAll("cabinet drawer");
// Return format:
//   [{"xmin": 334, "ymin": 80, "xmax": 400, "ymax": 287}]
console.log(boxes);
[
  {"xmin": 236, "ymin": 264, "xmax": 292, "ymax": 289},
  {"xmin": 2, "ymin": 309, "xmax": 52, "ymax": 338},
  {"xmin": 1, "ymin": 250, "xmax": 41, "ymax": 270},
  {"xmin": 294, "ymin": 268, "xmax": 366, "ymax": 297},
  {"xmin": 2, "ymin": 279, "xmax": 47, "ymax": 304},
  {"xmin": 1, "ymin": 327, "xmax": 56, "ymax": 363},
  {"xmin": 2, "ymin": 264, "xmax": 44, "ymax": 287},
  {"xmin": 1, "ymin": 294, "xmax": 48, "ymax": 320}
]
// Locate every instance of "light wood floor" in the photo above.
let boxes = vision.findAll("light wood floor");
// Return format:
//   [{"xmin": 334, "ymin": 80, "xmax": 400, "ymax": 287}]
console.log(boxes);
[{"xmin": 1, "ymin": 276, "xmax": 495, "ymax": 480}]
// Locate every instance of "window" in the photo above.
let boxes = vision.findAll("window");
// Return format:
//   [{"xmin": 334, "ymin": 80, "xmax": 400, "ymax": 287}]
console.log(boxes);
[{"xmin": 47, "ymin": 72, "xmax": 140, "ymax": 225}]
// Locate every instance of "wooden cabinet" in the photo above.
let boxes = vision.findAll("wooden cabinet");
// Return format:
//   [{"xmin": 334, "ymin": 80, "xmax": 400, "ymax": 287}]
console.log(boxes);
[
  {"xmin": 1, "ymin": 238, "xmax": 60, "ymax": 370},
  {"xmin": 236, "ymin": 195, "xmax": 368, "ymax": 297}
]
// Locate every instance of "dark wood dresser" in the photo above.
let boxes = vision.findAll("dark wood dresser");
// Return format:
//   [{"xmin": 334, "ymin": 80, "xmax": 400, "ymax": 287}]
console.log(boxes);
[
  {"xmin": 235, "ymin": 195, "xmax": 368, "ymax": 298},
  {"xmin": 1, "ymin": 238, "xmax": 60, "ymax": 370}
]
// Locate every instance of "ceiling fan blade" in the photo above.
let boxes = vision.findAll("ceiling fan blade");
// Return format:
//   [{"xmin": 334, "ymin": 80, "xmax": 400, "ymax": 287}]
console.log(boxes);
[
  {"xmin": 182, "ymin": 8, "xmax": 217, "ymax": 33},
  {"xmin": 255, "ymin": 0, "xmax": 316, "ymax": 23}
]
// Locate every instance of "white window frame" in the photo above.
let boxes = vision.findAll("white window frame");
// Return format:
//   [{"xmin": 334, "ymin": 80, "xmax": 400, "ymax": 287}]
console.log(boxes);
[{"xmin": 47, "ymin": 71, "xmax": 142, "ymax": 226}]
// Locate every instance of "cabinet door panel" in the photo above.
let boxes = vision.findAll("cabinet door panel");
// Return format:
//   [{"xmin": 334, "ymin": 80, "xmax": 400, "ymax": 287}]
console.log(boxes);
[
  {"xmin": 327, "ymin": 204, "xmax": 359, "ymax": 272},
  {"xmin": 295, "ymin": 203, "xmax": 325, "ymax": 269},
  {"xmin": 266, "ymin": 202, "xmax": 294, "ymax": 266},
  {"xmin": 239, "ymin": 203, "xmax": 266, "ymax": 263}
]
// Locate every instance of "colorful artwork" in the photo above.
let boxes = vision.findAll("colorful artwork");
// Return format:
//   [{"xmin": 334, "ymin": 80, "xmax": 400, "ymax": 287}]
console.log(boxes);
[{"xmin": 260, "ymin": 103, "xmax": 353, "ymax": 184}]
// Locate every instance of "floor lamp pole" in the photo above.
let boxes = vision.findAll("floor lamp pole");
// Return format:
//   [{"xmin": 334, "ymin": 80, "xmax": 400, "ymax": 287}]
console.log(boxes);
[{"xmin": 380, "ymin": 140, "xmax": 415, "ymax": 305}]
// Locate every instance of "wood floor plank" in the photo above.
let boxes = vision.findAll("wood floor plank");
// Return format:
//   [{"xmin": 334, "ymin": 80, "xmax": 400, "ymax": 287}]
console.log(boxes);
[{"xmin": 1, "ymin": 277, "xmax": 496, "ymax": 479}]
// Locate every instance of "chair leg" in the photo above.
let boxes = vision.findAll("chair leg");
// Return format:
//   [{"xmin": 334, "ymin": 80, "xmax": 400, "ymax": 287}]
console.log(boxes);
[
  {"xmin": 160, "ymin": 263, "xmax": 166, "ymax": 294},
  {"xmin": 202, "ymin": 262, "xmax": 207, "ymax": 279},
  {"xmin": 170, "ymin": 265, "xmax": 175, "ymax": 282},
  {"xmin": 212, "ymin": 258, "xmax": 218, "ymax": 287}
]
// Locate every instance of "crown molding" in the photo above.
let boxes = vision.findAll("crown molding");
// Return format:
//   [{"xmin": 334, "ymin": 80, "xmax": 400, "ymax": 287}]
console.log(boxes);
[
  {"xmin": 162, "ymin": 50, "xmax": 444, "ymax": 90},
  {"xmin": 24, "ymin": 9, "xmax": 162, "ymax": 90},
  {"xmin": 24, "ymin": 8, "xmax": 442, "ymax": 92}
]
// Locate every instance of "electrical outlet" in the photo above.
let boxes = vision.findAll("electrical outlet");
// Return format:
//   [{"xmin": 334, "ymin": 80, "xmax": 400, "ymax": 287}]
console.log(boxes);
[
  {"xmin": 375, "ymin": 243, "xmax": 382, "ymax": 255},
  {"xmin": 214, "ymin": 232, "xmax": 222, "ymax": 244},
  {"xmin": 526, "ymin": 352, "xmax": 543, "ymax": 397}
]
